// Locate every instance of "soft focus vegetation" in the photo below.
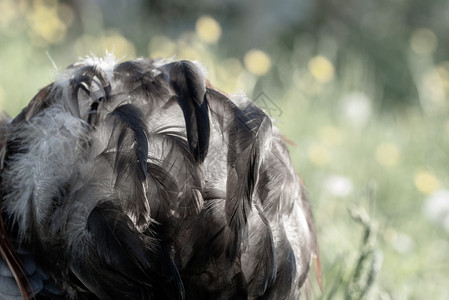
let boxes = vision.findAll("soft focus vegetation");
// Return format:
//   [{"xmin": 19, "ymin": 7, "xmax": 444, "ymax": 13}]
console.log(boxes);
[{"xmin": 1, "ymin": 0, "xmax": 448, "ymax": 299}]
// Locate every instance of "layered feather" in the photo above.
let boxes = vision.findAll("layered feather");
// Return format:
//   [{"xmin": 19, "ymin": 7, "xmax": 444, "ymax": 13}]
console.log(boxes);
[{"xmin": 0, "ymin": 56, "xmax": 319, "ymax": 299}]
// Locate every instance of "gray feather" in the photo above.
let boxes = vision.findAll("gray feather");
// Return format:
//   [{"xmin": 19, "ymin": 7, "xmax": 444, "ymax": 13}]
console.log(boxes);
[{"xmin": 0, "ymin": 56, "xmax": 319, "ymax": 299}]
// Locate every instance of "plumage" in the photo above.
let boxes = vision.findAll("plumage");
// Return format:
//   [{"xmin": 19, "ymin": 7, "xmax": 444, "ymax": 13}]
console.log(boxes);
[{"xmin": 0, "ymin": 56, "xmax": 320, "ymax": 299}]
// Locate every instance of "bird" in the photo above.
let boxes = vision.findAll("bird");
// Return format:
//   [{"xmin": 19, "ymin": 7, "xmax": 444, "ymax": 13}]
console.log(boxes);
[{"xmin": 0, "ymin": 55, "xmax": 320, "ymax": 299}]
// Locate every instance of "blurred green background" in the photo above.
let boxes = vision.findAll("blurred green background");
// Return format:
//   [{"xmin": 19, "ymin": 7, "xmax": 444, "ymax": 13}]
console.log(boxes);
[{"xmin": 1, "ymin": 0, "xmax": 448, "ymax": 299}]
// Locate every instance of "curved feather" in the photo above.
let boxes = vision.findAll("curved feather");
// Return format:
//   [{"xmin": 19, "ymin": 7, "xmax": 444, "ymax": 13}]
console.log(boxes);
[
  {"xmin": 0, "ymin": 57, "xmax": 319, "ymax": 299},
  {"xmin": 162, "ymin": 61, "xmax": 210, "ymax": 162},
  {"xmin": 70, "ymin": 201, "xmax": 184, "ymax": 299},
  {"xmin": 241, "ymin": 206, "xmax": 277, "ymax": 297},
  {"xmin": 206, "ymin": 88, "xmax": 272, "ymax": 260},
  {"xmin": 11, "ymin": 84, "xmax": 53, "ymax": 124}
]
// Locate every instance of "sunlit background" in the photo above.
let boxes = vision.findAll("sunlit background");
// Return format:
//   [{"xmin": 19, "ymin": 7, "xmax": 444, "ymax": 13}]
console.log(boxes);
[{"xmin": 1, "ymin": 0, "xmax": 448, "ymax": 299}]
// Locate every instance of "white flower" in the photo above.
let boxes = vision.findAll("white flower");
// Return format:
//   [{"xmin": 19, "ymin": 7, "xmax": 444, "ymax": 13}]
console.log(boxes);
[{"xmin": 340, "ymin": 91, "xmax": 372, "ymax": 127}]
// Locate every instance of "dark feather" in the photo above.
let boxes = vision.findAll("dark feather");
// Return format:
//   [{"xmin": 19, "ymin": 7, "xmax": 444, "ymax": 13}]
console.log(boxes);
[
  {"xmin": 67, "ymin": 65, "xmax": 111, "ymax": 123},
  {"xmin": 101, "ymin": 104, "xmax": 150, "ymax": 227},
  {"xmin": 110, "ymin": 104, "xmax": 149, "ymax": 178},
  {"xmin": 241, "ymin": 207, "xmax": 277, "ymax": 297},
  {"xmin": 113, "ymin": 60, "xmax": 171, "ymax": 107},
  {"xmin": 145, "ymin": 131, "xmax": 203, "ymax": 226},
  {"xmin": 162, "ymin": 61, "xmax": 210, "ymax": 162},
  {"xmin": 70, "ymin": 201, "xmax": 183, "ymax": 299},
  {"xmin": 11, "ymin": 84, "xmax": 53, "ymax": 125},
  {"xmin": 0, "ymin": 57, "xmax": 319, "ymax": 299},
  {"xmin": 145, "ymin": 161, "xmax": 179, "ymax": 222},
  {"xmin": 262, "ymin": 222, "xmax": 297, "ymax": 300},
  {"xmin": 206, "ymin": 88, "xmax": 272, "ymax": 260},
  {"xmin": 179, "ymin": 199, "xmax": 248, "ymax": 300}
]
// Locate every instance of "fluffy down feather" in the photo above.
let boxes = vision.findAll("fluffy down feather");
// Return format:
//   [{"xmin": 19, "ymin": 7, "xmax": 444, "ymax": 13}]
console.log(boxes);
[{"xmin": 0, "ymin": 56, "xmax": 320, "ymax": 299}]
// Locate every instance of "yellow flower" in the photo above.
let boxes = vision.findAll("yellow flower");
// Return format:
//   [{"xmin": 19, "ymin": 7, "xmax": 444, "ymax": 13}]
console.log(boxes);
[
  {"xmin": 375, "ymin": 143, "xmax": 400, "ymax": 167},
  {"xmin": 244, "ymin": 49, "xmax": 272, "ymax": 76},
  {"xmin": 414, "ymin": 171, "xmax": 441, "ymax": 195},
  {"xmin": 308, "ymin": 144, "xmax": 330, "ymax": 166},
  {"xmin": 196, "ymin": 16, "xmax": 222, "ymax": 44},
  {"xmin": 308, "ymin": 55, "xmax": 335, "ymax": 83}
]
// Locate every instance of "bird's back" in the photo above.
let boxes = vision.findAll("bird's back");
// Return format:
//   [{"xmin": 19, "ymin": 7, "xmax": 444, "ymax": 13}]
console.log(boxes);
[{"xmin": 0, "ymin": 56, "xmax": 319, "ymax": 299}]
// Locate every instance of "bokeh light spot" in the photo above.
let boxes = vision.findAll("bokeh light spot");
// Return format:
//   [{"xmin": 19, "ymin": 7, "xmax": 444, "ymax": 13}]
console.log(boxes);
[
  {"xmin": 196, "ymin": 16, "xmax": 222, "ymax": 44},
  {"xmin": 308, "ymin": 55, "xmax": 335, "ymax": 83},
  {"xmin": 244, "ymin": 49, "xmax": 272, "ymax": 76},
  {"xmin": 319, "ymin": 126, "xmax": 342, "ymax": 147},
  {"xmin": 324, "ymin": 175, "xmax": 354, "ymax": 197},
  {"xmin": 26, "ymin": 0, "xmax": 68, "ymax": 45},
  {"xmin": 340, "ymin": 91, "xmax": 372, "ymax": 127},
  {"xmin": 308, "ymin": 144, "xmax": 331, "ymax": 166},
  {"xmin": 0, "ymin": 0, "xmax": 20, "ymax": 29},
  {"xmin": 414, "ymin": 171, "xmax": 441, "ymax": 195},
  {"xmin": 148, "ymin": 35, "xmax": 177, "ymax": 58},
  {"xmin": 436, "ymin": 63, "xmax": 449, "ymax": 90},
  {"xmin": 421, "ymin": 67, "xmax": 447, "ymax": 107},
  {"xmin": 98, "ymin": 32, "xmax": 136, "ymax": 58},
  {"xmin": 375, "ymin": 143, "xmax": 400, "ymax": 167},
  {"xmin": 423, "ymin": 189, "xmax": 449, "ymax": 232},
  {"xmin": 410, "ymin": 28, "xmax": 438, "ymax": 55},
  {"xmin": 215, "ymin": 58, "xmax": 243, "ymax": 92},
  {"xmin": 178, "ymin": 44, "xmax": 201, "ymax": 61}
]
